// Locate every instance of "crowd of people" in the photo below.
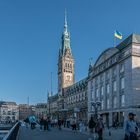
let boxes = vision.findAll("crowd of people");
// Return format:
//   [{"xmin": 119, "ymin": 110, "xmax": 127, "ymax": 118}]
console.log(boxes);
[
  {"xmin": 22, "ymin": 112, "xmax": 140, "ymax": 140},
  {"xmin": 88, "ymin": 112, "xmax": 140, "ymax": 140}
]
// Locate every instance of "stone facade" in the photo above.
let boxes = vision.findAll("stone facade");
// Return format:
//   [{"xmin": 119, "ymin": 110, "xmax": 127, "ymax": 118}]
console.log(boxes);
[
  {"xmin": 19, "ymin": 104, "xmax": 35, "ymax": 120},
  {"xmin": 48, "ymin": 94, "xmax": 58, "ymax": 117},
  {"xmin": 58, "ymin": 12, "xmax": 74, "ymax": 95},
  {"xmin": 64, "ymin": 78, "xmax": 88, "ymax": 121},
  {"xmin": 0, "ymin": 101, "xmax": 19, "ymax": 123},
  {"xmin": 88, "ymin": 34, "xmax": 140, "ymax": 127},
  {"xmin": 35, "ymin": 103, "xmax": 48, "ymax": 119}
]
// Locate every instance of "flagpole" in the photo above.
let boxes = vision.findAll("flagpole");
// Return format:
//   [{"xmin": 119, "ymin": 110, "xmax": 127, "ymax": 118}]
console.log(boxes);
[{"xmin": 114, "ymin": 32, "xmax": 116, "ymax": 48}]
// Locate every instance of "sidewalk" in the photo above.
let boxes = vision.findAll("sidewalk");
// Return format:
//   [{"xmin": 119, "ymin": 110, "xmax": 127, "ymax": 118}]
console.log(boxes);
[{"xmin": 62, "ymin": 127, "xmax": 124, "ymax": 140}]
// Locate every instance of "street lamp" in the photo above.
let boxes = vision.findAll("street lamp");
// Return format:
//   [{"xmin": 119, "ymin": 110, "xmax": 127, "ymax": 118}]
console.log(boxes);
[{"xmin": 91, "ymin": 101, "xmax": 101, "ymax": 122}]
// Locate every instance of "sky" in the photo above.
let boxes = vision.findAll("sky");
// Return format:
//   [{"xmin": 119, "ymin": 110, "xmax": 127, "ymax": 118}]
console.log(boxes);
[{"xmin": 0, "ymin": 0, "xmax": 140, "ymax": 104}]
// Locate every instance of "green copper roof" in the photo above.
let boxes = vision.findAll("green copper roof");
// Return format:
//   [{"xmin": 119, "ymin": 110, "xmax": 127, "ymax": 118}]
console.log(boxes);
[
  {"xmin": 48, "ymin": 93, "xmax": 58, "ymax": 102},
  {"xmin": 66, "ymin": 77, "xmax": 88, "ymax": 92}
]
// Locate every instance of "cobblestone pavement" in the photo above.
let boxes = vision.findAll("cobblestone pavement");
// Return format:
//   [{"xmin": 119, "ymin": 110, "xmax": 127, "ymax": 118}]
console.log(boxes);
[
  {"xmin": 17, "ymin": 125, "xmax": 125, "ymax": 140},
  {"xmin": 64, "ymin": 127, "xmax": 125, "ymax": 140},
  {"xmin": 17, "ymin": 126, "xmax": 89, "ymax": 140}
]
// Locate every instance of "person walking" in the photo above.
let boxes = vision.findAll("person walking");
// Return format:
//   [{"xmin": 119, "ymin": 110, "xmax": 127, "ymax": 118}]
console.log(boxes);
[
  {"xmin": 124, "ymin": 112, "xmax": 138, "ymax": 140},
  {"xmin": 39, "ymin": 117, "xmax": 44, "ymax": 131},
  {"xmin": 30, "ymin": 116, "xmax": 36, "ymax": 129},
  {"xmin": 72, "ymin": 118, "xmax": 77, "ymax": 133},
  {"xmin": 24, "ymin": 117, "xmax": 29, "ymax": 128},
  {"xmin": 47, "ymin": 117, "xmax": 51, "ymax": 131},
  {"xmin": 96, "ymin": 117, "xmax": 104, "ymax": 140},
  {"xmin": 43, "ymin": 117, "xmax": 48, "ymax": 131},
  {"xmin": 58, "ymin": 119, "xmax": 62, "ymax": 130},
  {"xmin": 88, "ymin": 116, "xmax": 96, "ymax": 140},
  {"xmin": 88, "ymin": 116, "xmax": 96, "ymax": 133}
]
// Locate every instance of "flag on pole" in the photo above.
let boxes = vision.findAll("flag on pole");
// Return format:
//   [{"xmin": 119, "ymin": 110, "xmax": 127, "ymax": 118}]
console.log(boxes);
[{"xmin": 114, "ymin": 30, "xmax": 122, "ymax": 39}]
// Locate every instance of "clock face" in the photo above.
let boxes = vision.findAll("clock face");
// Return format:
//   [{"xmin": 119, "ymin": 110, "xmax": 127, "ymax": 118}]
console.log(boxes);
[{"xmin": 66, "ymin": 75, "xmax": 71, "ymax": 83}]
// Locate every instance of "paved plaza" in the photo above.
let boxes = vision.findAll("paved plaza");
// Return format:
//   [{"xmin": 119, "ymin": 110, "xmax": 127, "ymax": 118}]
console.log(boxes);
[
  {"xmin": 17, "ymin": 126, "xmax": 90, "ymax": 140},
  {"xmin": 16, "ymin": 125, "xmax": 125, "ymax": 140}
]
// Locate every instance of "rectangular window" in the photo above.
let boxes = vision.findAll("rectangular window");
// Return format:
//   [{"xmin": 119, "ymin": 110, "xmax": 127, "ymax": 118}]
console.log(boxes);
[
  {"xmin": 91, "ymin": 90, "xmax": 94, "ymax": 100},
  {"xmin": 113, "ymin": 81, "xmax": 117, "ymax": 92},
  {"xmin": 112, "ymin": 67, "xmax": 117, "ymax": 76},
  {"xmin": 113, "ymin": 96, "xmax": 117, "ymax": 108},
  {"xmin": 107, "ymin": 84, "xmax": 110, "ymax": 94},
  {"xmin": 121, "ymin": 77, "xmax": 125, "ymax": 90},
  {"xmin": 100, "ymin": 74, "xmax": 104, "ymax": 81},
  {"xmin": 71, "ymin": 97, "xmax": 73, "ymax": 103},
  {"xmin": 121, "ymin": 94, "xmax": 125, "ymax": 107},
  {"xmin": 107, "ymin": 99, "xmax": 109, "ymax": 109},
  {"xmin": 95, "ymin": 77, "xmax": 99, "ymax": 85},
  {"xmin": 76, "ymin": 95, "xmax": 79, "ymax": 102},
  {"xmin": 79, "ymin": 94, "xmax": 81, "ymax": 101},
  {"xmin": 106, "ymin": 71, "xmax": 110, "ymax": 79},
  {"xmin": 101, "ymin": 86, "xmax": 104, "ymax": 96},
  {"xmin": 101, "ymin": 100, "xmax": 104, "ymax": 110},
  {"xmin": 91, "ymin": 80, "xmax": 93, "ymax": 89},
  {"xmin": 120, "ymin": 63, "xmax": 124, "ymax": 73},
  {"xmin": 96, "ymin": 88, "xmax": 99, "ymax": 99},
  {"xmin": 91, "ymin": 105, "xmax": 94, "ymax": 112}
]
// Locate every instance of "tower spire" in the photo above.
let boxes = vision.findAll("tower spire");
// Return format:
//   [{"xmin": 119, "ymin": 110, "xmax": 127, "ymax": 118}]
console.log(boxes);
[{"xmin": 64, "ymin": 9, "xmax": 68, "ymax": 33}]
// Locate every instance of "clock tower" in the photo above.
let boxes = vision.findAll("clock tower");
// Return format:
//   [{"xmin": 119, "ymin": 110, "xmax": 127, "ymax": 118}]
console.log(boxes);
[{"xmin": 58, "ymin": 11, "xmax": 74, "ymax": 95}]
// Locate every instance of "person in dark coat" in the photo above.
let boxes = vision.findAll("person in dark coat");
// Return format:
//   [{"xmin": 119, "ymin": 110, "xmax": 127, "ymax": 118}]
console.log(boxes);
[
  {"xmin": 96, "ymin": 117, "xmax": 104, "ymax": 140},
  {"xmin": 88, "ymin": 117, "xmax": 96, "ymax": 133},
  {"xmin": 43, "ymin": 118, "xmax": 48, "ymax": 131},
  {"xmin": 58, "ymin": 119, "xmax": 62, "ymax": 130},
  {"xmin": 39, "ymin": 117, "xmax": 44, "ymax": 130}
]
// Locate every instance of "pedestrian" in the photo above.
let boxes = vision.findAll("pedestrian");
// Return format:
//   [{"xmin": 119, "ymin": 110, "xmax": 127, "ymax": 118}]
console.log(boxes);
[
  {"xmin": 54, "ymin": 119, "xmax": 58, "ymax": 127},
  {"xmin": 47, "ymin": 117, "xmax": 51, "ymax": 131},
  {"xmin": 67, "ymin": 119, "xmax": 70, "ymax": 128},
  {"xmin": 43, "ymin": 117, "xmax": 48, "ymax": 131},
  {"xmin": 88, "ymin": 116, "xmax": 96, "ymax": 133},
  {"xmin": 30, "ymin": 116, "xmax": 36, "ymax": 129},
  {"xmin": 96, "ymin": 117, "xmax": 104, "ymax": 140},
  {"xmin": 39, "ymin": 117, "xmax": 44, "ymax": 131},
  {"xmin": 88, "ymin": 117, "xmax": 96, "ymax": 140},
  {"xmin": 79, "ymin": 120, "xmax": 84, "ymax": 133},
  {"xmin": 24, "ymin": 117, "xmax": 29, "ymax": 128},
  {"xmin": 58, "ymin": 119, "xmax": 62, "ymax": 130},
  {"xmin": 124, "ymin": 112, "xmax": 138, "ymax": 140},
  {"xmin": 72, "ymin": 118, "xmax": 77, "ymax": 132}
]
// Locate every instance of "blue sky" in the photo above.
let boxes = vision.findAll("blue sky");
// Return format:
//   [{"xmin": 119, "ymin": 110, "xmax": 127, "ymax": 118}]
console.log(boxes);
[{"xmin": 0, "ymin": 0, "xmax": 140, "ymax": 104}]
